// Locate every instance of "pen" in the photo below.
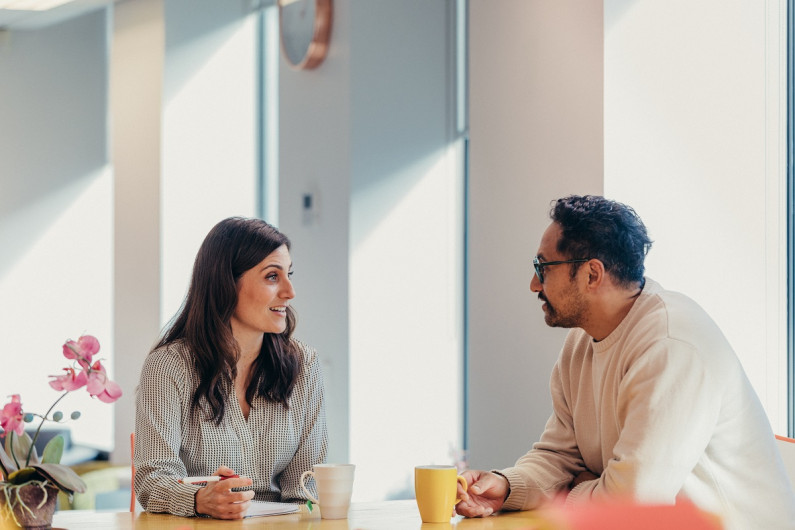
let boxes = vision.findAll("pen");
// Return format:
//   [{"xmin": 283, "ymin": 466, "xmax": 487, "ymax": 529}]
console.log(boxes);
[{"xmin": 179, "ymin": 475, "xmax": 240, "ymax": 484}]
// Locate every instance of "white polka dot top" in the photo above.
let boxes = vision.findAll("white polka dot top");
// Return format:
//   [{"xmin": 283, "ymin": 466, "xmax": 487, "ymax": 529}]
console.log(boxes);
[{"xmin": 134, "ymin": 338, "xmax": 328, "ymax": 516}]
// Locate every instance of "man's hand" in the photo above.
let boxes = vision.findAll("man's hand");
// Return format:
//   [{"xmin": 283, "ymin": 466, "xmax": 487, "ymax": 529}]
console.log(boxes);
[
  {"xmin": 454, "ymin": 470, "xmax": 509, "ymax": 518},
  {"xmin": 194, "ymin": 466, "xmax": 255, "ymax": 519}
]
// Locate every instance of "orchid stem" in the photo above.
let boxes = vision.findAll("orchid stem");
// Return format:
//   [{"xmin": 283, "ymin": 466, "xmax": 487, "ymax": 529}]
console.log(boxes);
[
  {"xmin": 8, "ymin": 436, "xmax": 20, "ymax": 471},
  {"xmin": 24, "ymin": 391, "xmax": 69, "ymax": 467}
]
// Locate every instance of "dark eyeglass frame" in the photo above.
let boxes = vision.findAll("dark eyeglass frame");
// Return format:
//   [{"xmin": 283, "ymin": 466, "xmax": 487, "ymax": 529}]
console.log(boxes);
[{"xmin": 532, "ymin": 256, "xmax": 590, "ymax": 284}]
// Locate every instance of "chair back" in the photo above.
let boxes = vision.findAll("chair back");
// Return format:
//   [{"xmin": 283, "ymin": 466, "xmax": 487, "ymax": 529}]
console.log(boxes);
[
  {"xmin": 560, "ymin": 499, "xmax": 722, "ymax": 529},
  {"xmin": 775, "ymin": 435, "xmax": 795, "ymax": 488}
]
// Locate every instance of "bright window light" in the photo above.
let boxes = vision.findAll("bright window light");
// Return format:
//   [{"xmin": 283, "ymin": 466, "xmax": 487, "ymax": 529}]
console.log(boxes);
[{"xmin": 0, "ymin": 0, "xmax": 75, "ymax": 11}]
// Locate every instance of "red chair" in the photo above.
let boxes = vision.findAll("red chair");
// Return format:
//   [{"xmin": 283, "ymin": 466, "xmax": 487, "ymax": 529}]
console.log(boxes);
[
  {"xmin": 556, "ymin": 499, "xmax": 722, "ymax": 530},
  {"xmin": 775, "ymin": 434, "xmax": 795, "ymax": 488}
]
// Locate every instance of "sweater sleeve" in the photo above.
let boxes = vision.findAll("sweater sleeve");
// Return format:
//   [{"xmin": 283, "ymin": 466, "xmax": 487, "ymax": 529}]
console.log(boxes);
[
  {"xmin": 499, "ymin": 359, "xmax": 588, "ymax": 510},
  {"xmin": 134, "ymin": 347, "xmax": 202, "ymax": 516},
  {"xmin": 566, "ymin": 338, "xmax": 721, "ymax": 505},
  {"xmin": 277, "ymin": 343, "xmax": 329, "ymax": 501}
]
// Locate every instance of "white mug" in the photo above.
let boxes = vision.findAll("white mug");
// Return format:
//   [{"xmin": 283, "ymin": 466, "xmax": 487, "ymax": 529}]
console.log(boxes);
[{"xmin": 300, "ymin": 463, "xmax": 356, "ymax": 519}]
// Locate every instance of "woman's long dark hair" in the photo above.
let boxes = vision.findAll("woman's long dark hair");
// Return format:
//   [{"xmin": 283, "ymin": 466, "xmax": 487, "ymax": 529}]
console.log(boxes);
[{"xmin": 155, "ymin": 217, "xmax": 300, "ymax": 424}]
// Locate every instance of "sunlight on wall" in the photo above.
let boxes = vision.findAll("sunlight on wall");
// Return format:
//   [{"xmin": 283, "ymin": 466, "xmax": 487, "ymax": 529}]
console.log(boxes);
[
  {"xmin": 161, "ymin": 12, "xmax": 259, "ymax": 325},
  {"xmin": 0, "ymin": 167, "xmax": 113, "ymax": 450},
  {"xmin": 604, "ymin": 0, "xmax": 787, "ymax": 433},
  {"xmin": 350, "ymin": 141, "xmax": 464, "ymax": 501}
]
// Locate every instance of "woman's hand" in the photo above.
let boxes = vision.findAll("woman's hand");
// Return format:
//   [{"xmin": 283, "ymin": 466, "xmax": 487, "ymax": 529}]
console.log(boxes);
[
  {"xmin": 194, "ymin": 466, "xmax": 255, "ymax": 519},
  {"xmin": 454, "ymin": 470, "xmax": 509, "ymax": 518}
]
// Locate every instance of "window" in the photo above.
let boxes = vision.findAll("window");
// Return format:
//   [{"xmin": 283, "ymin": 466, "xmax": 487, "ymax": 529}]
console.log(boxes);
[
  {"xmin": 788, "ymin": 0, "xmax": 795, "ymax": 437},
  {"xmin": 604, "ymin": 0, "xmax": 788, "ymax": 435},
  {"xmin": 0, "ymin": 10, "xmax": 113, "ymax": 452},
  {"xmin": 348, "ymin": 0, "xmax": 468, "ymax": 501}
]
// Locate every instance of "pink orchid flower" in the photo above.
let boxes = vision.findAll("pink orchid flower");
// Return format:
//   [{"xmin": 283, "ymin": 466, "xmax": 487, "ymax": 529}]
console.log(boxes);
[
  {"xmin": 86, "ymin": 361, "xmax": 122, "ymax": 404},
  {"xmin": 1, "ymin": 394, "xmax": 25, "ymax": 436},
  {"xmin": 48, "ymin": 367, "xmax": 88, "ymax": 392},
  {"xmin": 62, "ymin": 334, "xmax": 100, "ymax": 369}
]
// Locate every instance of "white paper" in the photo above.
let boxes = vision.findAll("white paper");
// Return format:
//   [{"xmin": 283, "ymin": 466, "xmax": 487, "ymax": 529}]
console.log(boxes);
[{"xmin": 245, "ymin": 500, "xmax": 301, "ymax": 518}]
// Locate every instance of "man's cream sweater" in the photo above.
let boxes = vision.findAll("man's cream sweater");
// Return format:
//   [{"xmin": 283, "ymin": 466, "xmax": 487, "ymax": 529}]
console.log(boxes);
[{"xmin": 500, "ymin": 278, "xmax": 795, "ymax": 529}]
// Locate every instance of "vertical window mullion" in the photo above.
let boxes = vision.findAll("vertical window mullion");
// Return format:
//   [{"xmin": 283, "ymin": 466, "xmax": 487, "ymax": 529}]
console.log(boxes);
[{"xmin": 788, "ymin": 0, "xmax": 795, "ymax": 437}]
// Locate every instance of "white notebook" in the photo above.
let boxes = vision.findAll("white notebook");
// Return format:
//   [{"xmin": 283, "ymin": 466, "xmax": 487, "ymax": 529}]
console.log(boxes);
[{"xmin": 245, "ymin": 500, "xmax": 301, "ymax": 518}]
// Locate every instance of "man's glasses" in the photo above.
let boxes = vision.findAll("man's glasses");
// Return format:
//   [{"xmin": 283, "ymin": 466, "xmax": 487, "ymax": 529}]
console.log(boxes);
[{"xmin": 532, "ymin": 256, "xmax": 590, "ymax": 284}]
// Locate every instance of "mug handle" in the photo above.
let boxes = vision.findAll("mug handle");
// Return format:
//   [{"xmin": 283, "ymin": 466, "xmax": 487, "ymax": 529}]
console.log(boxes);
[
  {"xmin": 300, "ymin": 470, "xmax": 320, "ymax": 505},
  {"xmin": 454, "ymin": 475, "xmax": 468, "ymax": 505}
]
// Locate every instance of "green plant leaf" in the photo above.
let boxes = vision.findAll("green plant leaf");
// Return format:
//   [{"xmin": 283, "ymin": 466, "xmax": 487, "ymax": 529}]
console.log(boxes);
[
  {"xmin": 306, "ymin": 500, "xmax": 313, "ymax": 512},
  {"xmin": 5, "ymin": 432, "xmax": 39, "ymax": 467},
  {"xmin": 30, "ymin": 463, "xmax": 86, "ymax": 494},
  {"xmin": 41, "ymin": 435, "xmax": 64, "ymax": 465},
  {"xmin": 22, "ymin": 432, "xmax": 40, "ymax": 466},
  {"xmin": 0, "ymin": 441, "xmax": 18, "ymax": 477}
]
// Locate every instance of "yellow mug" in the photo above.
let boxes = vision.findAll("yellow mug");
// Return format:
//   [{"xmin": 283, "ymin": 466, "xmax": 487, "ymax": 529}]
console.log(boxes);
[{"xmin": 414, "ymin": 465, "xmax": 468, "ymax": 523}]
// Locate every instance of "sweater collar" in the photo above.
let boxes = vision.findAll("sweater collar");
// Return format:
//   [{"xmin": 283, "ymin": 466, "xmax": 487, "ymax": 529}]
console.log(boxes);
[{"xmin": 591, "ymin": 277, "xmax": 659, "ymax": 353}]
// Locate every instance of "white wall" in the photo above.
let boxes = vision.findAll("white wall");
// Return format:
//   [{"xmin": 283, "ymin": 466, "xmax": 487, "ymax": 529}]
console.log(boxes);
[
  {"xmin": 0, "ymin": 9, "xmax": 114, "ymax": 450},
  {"xmin": 467, "ymin": 0, "xmax": 604, "ymax": 469},
  {"xmin": 604, "ymin": 0, "xmax": 788, "ymax": 434},
  {"xmin": 111, "ymin": 0, "xmax": 164, "ymax": 461},
  {"xmin": 278, "ymin": 0, "xmax": 352, "ymax": 467},
  {"xmin": 3, "ymin": 0, "xmax": 460, "ymax": 485},
  {"xmin": 112, "ymin": 0, "xmax": 264, "ymax": 461},
  {"xmin": 348, "ymin": 1, "xmax": 463, "ymax": 501},
  {"xmin": 467, "ymin": 0, "xmax": 788, "ymax": 469},
  {"xmin": 278, "ymin": 2, "xmax": 465, "ymax": 500},
  {"xmin": 1, "ymin": 0, "xmax": 267, "ymax": 463},
  {"xmin": 4, "ymin": 0, "xmax": 788, "ymax": 488},
  {"xmin": 114, "ymin": 0, "xmax": 465, "ymax": 486},
  {"xmin": 161, "ymin": 0, "xmax": 260, "ymax": 323}
]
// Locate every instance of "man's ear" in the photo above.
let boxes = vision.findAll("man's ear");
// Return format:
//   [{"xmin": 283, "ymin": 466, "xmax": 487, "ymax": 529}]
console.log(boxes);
[{"xmin": 585, "ymin": 259, "xmax": 605, "ymax": 289}]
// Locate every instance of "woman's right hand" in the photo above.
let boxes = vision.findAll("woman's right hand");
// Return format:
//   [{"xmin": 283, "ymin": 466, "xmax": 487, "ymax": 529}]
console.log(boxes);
[{"xmin": 194, "ymin": 466, "xmax": 255, "ymax": 519}]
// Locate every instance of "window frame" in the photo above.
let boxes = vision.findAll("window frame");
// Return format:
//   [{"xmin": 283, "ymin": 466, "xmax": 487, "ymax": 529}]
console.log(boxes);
[{"xmin": 788, "ymin": 0, "xmax": 795, "ymax": 437}]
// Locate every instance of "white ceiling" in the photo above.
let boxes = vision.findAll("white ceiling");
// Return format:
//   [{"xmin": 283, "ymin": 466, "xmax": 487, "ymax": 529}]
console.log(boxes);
[{"xmin": 0, "ymin": 0, "xmax": 113, "ymax": 29}]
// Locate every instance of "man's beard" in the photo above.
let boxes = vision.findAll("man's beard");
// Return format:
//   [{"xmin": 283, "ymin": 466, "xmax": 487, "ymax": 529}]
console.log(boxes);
[{"xmin": 540, "ymin": 283, "xmax": 586, "ymax": 329}]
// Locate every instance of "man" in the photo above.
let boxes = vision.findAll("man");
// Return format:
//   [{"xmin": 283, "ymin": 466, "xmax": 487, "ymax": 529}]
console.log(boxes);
[{"xmin": 456, "ymin": 195, "xmax": 795, "ymax": 529}]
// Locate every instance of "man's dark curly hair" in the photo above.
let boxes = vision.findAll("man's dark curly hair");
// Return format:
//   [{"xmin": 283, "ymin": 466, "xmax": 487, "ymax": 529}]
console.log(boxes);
[{"xmin": 550, "ymin": 195, "xmax": 652, "ymax": 287}]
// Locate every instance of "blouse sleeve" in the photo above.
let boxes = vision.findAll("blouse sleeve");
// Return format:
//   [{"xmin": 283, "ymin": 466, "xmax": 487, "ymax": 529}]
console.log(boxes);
[
  {"xmin": 277, "ymin": 342, "xmax": 329, "ymax": 501},
  {"xmin": 134, "ymin": 346, "xmax": 202, "ymax": 516}
]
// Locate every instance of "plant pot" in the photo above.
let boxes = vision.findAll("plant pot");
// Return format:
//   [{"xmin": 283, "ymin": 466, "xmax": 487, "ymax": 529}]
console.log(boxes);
[{"xmin": 0, "ymin": 481, "xmax": 60, "ymax": 529}]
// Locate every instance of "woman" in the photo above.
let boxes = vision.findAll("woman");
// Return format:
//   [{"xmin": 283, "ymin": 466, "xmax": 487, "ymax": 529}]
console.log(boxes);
[{"xmin": 134, "ymin": 217, "xmax": 328, "ymax": 519}]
